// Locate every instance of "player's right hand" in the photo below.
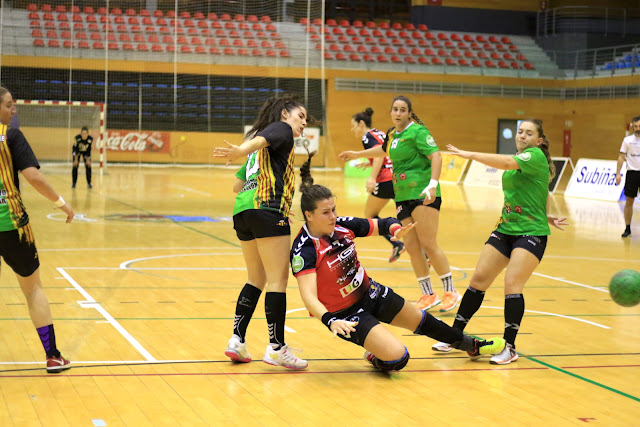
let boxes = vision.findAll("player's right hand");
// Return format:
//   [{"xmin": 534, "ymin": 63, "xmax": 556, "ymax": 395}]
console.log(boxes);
[
  {"xmin": 615, "ymin": 174, "xmax": 621, "ymax": 186},
  {"xmin": 330, "ymin": 319, "xmax": 358, "ymax": 338}
]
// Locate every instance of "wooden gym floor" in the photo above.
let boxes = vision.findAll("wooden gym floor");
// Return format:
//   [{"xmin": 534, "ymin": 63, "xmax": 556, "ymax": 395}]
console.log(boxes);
[{"xmin": 0, "ymin": 165, "xmax": 638, "ymax": 426}]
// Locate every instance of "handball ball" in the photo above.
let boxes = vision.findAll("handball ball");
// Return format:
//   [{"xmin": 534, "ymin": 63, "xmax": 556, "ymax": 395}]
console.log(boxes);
[{"xmin": 609, "ymin": 269, "xmax": 640, "ymax": 307}]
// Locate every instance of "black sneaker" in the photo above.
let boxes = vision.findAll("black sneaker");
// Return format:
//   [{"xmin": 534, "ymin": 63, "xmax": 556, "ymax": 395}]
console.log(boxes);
[
  {"xmin": 622, "ymin": 229, "xmax": 631, "ymax": 238},
  {"xmin": 88, "ymin": 183, "xmax": 93, "ymax": 189},
  {"xmin": 71, "ymin": 184, "xmax": 76, "ymax": 189},
  {"xmin": 389, "ymin": 243, "xmax": 405, "ymax": 263}
]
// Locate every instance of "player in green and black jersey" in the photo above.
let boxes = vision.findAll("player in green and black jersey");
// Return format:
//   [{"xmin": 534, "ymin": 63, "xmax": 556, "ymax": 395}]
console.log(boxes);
[{"xmin": 433, "ymin": 119, "xmax": 568, "ymax": 364}]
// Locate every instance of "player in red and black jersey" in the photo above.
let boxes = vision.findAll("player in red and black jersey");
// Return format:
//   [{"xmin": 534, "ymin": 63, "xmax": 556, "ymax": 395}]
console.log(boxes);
[
  {"xmin": 289, "ymin": 153, "xmax": 506, "ymax": 372},
  {"xmin": 350, "ymin": 107, "xmax": 405, "ymax": 263}
]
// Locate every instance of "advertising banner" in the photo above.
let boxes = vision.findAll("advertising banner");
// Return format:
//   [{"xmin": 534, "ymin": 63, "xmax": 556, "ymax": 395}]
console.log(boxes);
[
  {"xmin": 565, "ymin": 158, "xmax": 625, "ymax": 201},
  {"xmin": 440, "ymin": 152, "xmax": 469, "ymax": 184},
  {"xmin": 103, "ymin": 130, "xmax": 171, "ymax": 153},
  {"xmin": 462, "ymin": 160, "xmax": 504, "ymax": 188}
]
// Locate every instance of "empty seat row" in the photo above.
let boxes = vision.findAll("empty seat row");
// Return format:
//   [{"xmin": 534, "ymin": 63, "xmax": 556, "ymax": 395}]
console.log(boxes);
[
  {"xmin": 33, "ymin": 39, "xmax": 291, "ymax": 57},
  {"xmin": 27, "ymin": 6, "xmax": 272, "ymax": 22},
  {"xmin": 323, "ymin": 52, "xmax": 534, "ymax": 69}
]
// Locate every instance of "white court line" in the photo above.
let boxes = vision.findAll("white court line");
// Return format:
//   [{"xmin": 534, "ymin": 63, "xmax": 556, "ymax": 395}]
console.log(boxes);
[
  {"xmin": 120, "ymin": 253, "xmax": 241, "ymax": 269},
  {"xmin": 169, "ymin": 184, "xmax": 212, "ymax": 196},
  {"xmin": 39, "ymin": 246, "xmax": 240, "ymax": 252},
  {"xmin": 57, "ymin": 268, "xmax": 157, "ymax": 361},
  {"xmin": 532, "ymin": 272, "xmax": 608, "ymax": 293},
  {"xmin": 481, "ymin": 305, "xmax": 611, "ymax": 329},
  {"xmin": 0, "ymin": 359, "xmax": 215, "ymax": 366}
]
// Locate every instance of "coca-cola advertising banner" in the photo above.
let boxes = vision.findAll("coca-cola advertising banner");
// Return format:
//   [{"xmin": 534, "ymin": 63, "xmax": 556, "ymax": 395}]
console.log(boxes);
[{"xmin": 102, "ymin": 130, "xmax": 170, "ymax": 153}]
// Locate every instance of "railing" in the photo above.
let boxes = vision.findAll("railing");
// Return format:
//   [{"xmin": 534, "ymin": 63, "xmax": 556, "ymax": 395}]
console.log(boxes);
[
  {"xmin": 536, "ymin": 6, "xmax": 640, "ymax": 38},
  {"xmin": 542, "ymin": 43, "xmax": 640, "ymax": 78}
]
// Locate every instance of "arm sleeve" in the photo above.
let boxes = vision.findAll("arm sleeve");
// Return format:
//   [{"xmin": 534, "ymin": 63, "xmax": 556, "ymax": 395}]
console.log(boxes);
[
  {"xmin": 336, "ymin": 216, "xmax": 375, "ymax": 237},
  {"xmin": 362, "ymin": 132, "xmax": 381, "ymax": 150},
  {"xmin": 87, "ymin": 136, "xmax": 93, "ymax": 151},
  {"xmin": 514, "ymin": 147, "xmax": 547, "ymax": 180},
  {"xmin": 620, "ymin": 139, "xmax": 628, "ymax": 154},
  {"xmin": 415, "ymin": 127, "xmax": 439, "ymax": 157},
  {"xmin": 72, "ymin": 135, "xmax": 79, "ymax": 153},
  {"xmin": 291, "ymin": 239, "xmax": 317, "ymax": 277},
  {"xmin": 8, "ymin": 129, "xmax": 40, "ymax": 171},
  {"xmin": 235, "ymin": 160, "xmax": 248, "ymax": 180},
  {"xmin": 258, "ymin": 121, "xmax": 293, "ymax": 151}
]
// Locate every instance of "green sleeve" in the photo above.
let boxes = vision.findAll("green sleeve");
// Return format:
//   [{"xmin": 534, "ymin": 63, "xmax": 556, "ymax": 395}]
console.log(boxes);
[
  {"xmin": 235, "ymin": 161, "xmax": 247, "ymax": 180},
  {"xmin": 415, "ymin": 127, "xmax": 439, "ymax": 157},
  {"xmin": 514, "ymin": 147, "xmax": 547, "ymax": 180}
]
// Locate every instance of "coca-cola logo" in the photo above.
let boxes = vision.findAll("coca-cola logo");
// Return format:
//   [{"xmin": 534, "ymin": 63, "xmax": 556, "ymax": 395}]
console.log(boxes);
[{"xmin": 101, "ymin": 131, "xmax": 168, "ymax": 152}]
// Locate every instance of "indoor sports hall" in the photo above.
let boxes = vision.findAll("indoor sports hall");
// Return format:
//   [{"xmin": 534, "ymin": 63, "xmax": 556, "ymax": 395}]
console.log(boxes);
[{"xmin": 0, "ymin": 0, "xmax": 638, "ymax": 425}]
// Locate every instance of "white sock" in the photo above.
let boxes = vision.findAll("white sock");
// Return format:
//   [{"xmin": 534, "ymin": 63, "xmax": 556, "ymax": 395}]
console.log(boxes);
[
  {"xmin": 440, "ymin": 272, "xmax": 454, "ymax": 293},
  {"xmin": 418, "ymin": 276, "xmax": 433, "ymax": 295}
]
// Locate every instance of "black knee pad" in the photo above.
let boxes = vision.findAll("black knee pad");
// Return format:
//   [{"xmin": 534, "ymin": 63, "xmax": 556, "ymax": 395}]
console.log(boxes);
[{"xmin": 372, "ymin": 347, "xmax": 410, "ymax": 371}]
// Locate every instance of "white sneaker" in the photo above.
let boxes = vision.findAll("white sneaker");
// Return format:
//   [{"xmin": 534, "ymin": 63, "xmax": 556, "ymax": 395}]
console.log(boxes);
[
  {"xmin": 490, "ymin": 343, "xmax": 518, "ymax": 365},
  {"xmin": 225, "ymin": 334, "xmax": 252, "ymax": 363},
  {"xmin": 263, "ymin": 344, "xmax": 308, "ymax": 370},
  {"xmin": 432, "ymin": 342, "xmax": 452, "ymax": 352}
]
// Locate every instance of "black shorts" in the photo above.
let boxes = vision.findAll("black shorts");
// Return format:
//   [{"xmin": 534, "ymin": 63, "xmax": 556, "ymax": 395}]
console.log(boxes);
[
  {"xmin": 486, "ymin": 230, "xmax": 547, "ymax": 262},
  {"xmin": 74, "ymin": 153, "xmax": 91, "ymax": 162},
  {"xmin": 395, "ymin": 197, "xmax": 442, "ymax": 221},
  {"xmin": 0, "ymin": 225, "xmax": 40, "ymax": 277},
  {"xmin": 331, "ymin": 279, "xmax": 405, "ymax": 346},
  {"xmin": 370, "ymin": 180, "xmax": 395, "ymax": 200},
  {"xmin": 233, "ymin": 209, "xmax": 291, "ymax": 241},
  {"xmin": 624, "ymin": 170, "xmax": 640, "ymax": 198}
]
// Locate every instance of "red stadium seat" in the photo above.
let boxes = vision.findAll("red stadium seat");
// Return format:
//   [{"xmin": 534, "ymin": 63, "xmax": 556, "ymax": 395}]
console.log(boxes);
[
  {"xmin": 524, "ymin": 62, "xmax": 535, "ymax": 70},
  {"xmin": 108, "ymin": 42, "xmax": 119, "ymax": 50},
  {"xmin": 490, "ymin": 52, "xmax": 501, "ymax": 60},
  {"xmin": 496, "ymin": 44, "xmax": 507, "ymax": 51},
  {"xmin": 489, "ymin": 36, "xmax": 499, "ymax": 43},
  {"xmin": 55, "ymin": 5, "xmax": 66, "ymax": 12},
  {"xmin": 260, "ymin": 15, "xmax": 271, "ymax": 23},
  {"xmin": 45, "ymin": 30, "xmax": 57, "ymax": 38},
  {"xmin": 378, "ymin": 38, "xmax": 390, "ymax": 46},
  {"xmin": 219, "ymin": 38, "xmax": 230, "ymax": 47},
  {"xmin": 78, "ymin": 40, "xmax": 90, "ymax": 49},
  {"xmin": 73, "ymin": 22, "xmax": 84, "ymax": 30},
  {"xmin": 30, "ymin": 21, "xmax": 41, "ymax": 28},
  {"xmin": 463, "ymin": 34, "xmax": 474, "ymax": 42},
  {"xmin": 76, "ymin": 32, "xmax": 87, "ymax": 40},
  {"xmin": 451, "ymin": 50, "xmax": 462, "ymax": 57},
  {"xmin": 62, "ymin": 40, "xmax": 74, "ymax": 48},
  {"xmin": 418, "ymin": 24, "xmax": 428, "ymax": 31},
  {"xmin": 379, "ymin": 22, "xmax": 390, "ymax": 29},
  {"xmin": 339, "ymin": 20, "xmax": 350, "ymax": 27},
  {"xmin": 364, "ymin": 37, "xmax": 375, "ymax": 45},
  {"xmin": 232, "ymin": 39, "xmax": 244, "ymax": 47},
  {"xmin": 122, "ymin": 43, "xmax": 134, "ymax": 51},
  {"xmin": 471, "ymin": 59, "xmax": 482, "ymax": 67},
  {"xmin": 43, "ymin": 12, "xmax": 54, "ymax": 21},
  {"xmin": 398, "ymin": 47, "xmax": 408, "ymax": 55},
  {"xmin": 90, "ymin": 32, "xmax": 102, "ymax": 41},
  {"xmin": 476, "ymin": 35, "xmax": 486, "ymax": 42},
  {"xmin": 424, "ymin": 48, "xmax": 435, "ymax": 56},
  {"xmin": 349, "ymin": 53, "xmax": 361, "ymax": 61},
  {"xmin": 335, "ymin": 52, "xmax": 346, "ymax": 60},
  {"xmin": 431, "ymin": 40, "xmax": 442, "ymax": 48},
  {"xmin": 445, "ymin": 58, "xmax": 456, "ymax": 65},
  {"xmin": 377, "ymin": 55, "xmax": 389, "ymax": 62},
  {"xmin": 501, "ymin": 36, "xmax": 512, "ymax": 44},
  {"xmin": 509, "ymin": 45, "xmax": 519, "ymax": 52},
  {"xmin": 33, "ymin": 39, "xmax": 45, "ymax": 47},
  {"xmin": 371, "ymin": 46, "xmax": 382, "ymax": 54},
  {"xmin": 41, "ymin": 4, "xmax": 53, "ymax": 12},
  {"xmin": 437, "ymin": 49, "xmax": 448, "ymax": 57},
  {"xmin": 151, "ymin": 44, "xmax": 162, "ymax": 52},
  {"xmin": 166, "ymin": 44, "xmax": 176, "ymax": 52},
  {"xmin": 148, "ymin": 35, "xmax": 160, "ymax": 43},
  {"xmin": 193, "ymin": 12, "xmax": 205, "ymax": 20},
  {"xmin": 457, "ymin": 42, "xmax": 468, "ymax": 50},
  {"xmin": 114, "ymin": 16, "xmax": 125, "ymax": 24},
  {"xmin": 326, "ymin": 19, "xmax": 337, "ymax": 27},
  {"xmin": 48, "ymin": 39, "xmax": 60, "ymax": 48},
  {"xmin": 166, "ymin": 11, "xmax": 176, "ymax": 18},
  {"xmin": 391, "ymin": 55, "xmax": 402, "ymax": 63},
  {"xmin": 353, "ymin": 20, "xmax": 364, "ymax": 28},
  {"xmin": 251, "ymin": 48, "xmax": 263, "ymax": 56},
  {"xmin": 437, "ymin": 33, "xmax": 448, "ymax": 40},
  {"xmin": 431, "ymin": 57, "xmax": 442, "ymax": 65},
  {"xmin": 464, "ymin": 50, "xmax": 475, "ymax": 58},
  {"xmin": 357, "ymin": 45, "xmax": 367, "ymax": 53},
  {"xmin": 343, "ymin": 44, "xmax": 354, "ymax": 52},
  {"xmin": 365, "ymin": 21, "xmax": 376, "ymax": 29},
  {"xmin": 324, "ymin": 52, "xmax": 333, "ymax": 60},
  {"xmin": 498, "ymin": 61, "xmax": 509, "ymax": 68},
  {"xmin": 470, "ymin": 42, "xmax": 480, "ymax": 50},
  {"xmin": 384, "ymin": 46, "xmax": 395, "ymax": 54},
  {"xmin": 32, "ymin": 29, "xmax": 43, "ymax": 37},
  {"xmin": 484, "ymin": 60, "xmax": 496, "ymax": 68},
  {"xmin": 458, "ymin": 58, "xmax": 470, "ymax": 66},
  {"xmin": 351, "ymin": 36, "xmax": 362, "ymax": 44},
  {"xmin": 363, "ymin": 54, "xmax": 375, "ymax": 62},
  {"xmin": 418, "ymin": 56, "xmax": 428, "ymax": 64},
  {"xmin": 209, "ymin": 47, "xmax": 221, "ymax": 54},
  {"xmin": 404, "ymin": 56, "xmax": 416, "ymax": 64},
  {"xmin": 27, "ymin": 4, "xmax": 38, "ymax": 11},
  {"xmin": 266, "ymin": 49, "xmax": 276, "ymax": 57},
  {"xmin": 478, "ymin": 51, "xmax": 488, "ymax": 59},
  {"xmin": 59, "ymin": 22, "xmax": 70, "ymax": 30},
  {"xmin": 510, "ymin": 61, "xmax": 520, "ymax": 69},
  {"xmin": 392, "ymin": 23, "xmax": 402, "ymax": 30},
  {"xmin": 126, "ymin": 9, "xmax": 136, "ymax": 16},
  {"xmin": 399, "ymin": 31, "xmax": 410, "ymax": 39},
  {"xmin": 181, "ymin": 45, "xmax": 193, "ymax": 53}
]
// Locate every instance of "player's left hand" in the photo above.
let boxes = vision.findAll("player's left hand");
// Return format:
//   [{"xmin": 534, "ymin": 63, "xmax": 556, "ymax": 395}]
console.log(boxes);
[
  {"xmin": 548, "ymin": 215, "xmax": 569, "ymax": 231},
  {"xmin": 421, "ymin": 187, "xmax": 436, "ymax": 204},
  {"xmin": 391, "ymin": 222, "xmax": 417, "ymax": 241},
  {"xmin": 213, "ymin": 141, "xmax": 242, "ymax": 166}
]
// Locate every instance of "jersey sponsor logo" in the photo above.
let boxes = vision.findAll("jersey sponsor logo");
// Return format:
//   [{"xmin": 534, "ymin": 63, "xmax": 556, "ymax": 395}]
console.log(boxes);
[
  {"xmin": 338, "ymin": 266, "xmax": 365, "ymax": 298},
  {"xmin": 291, "ymin": 255, "xmax": 304, "ymax": 273},
  {"xmin": 426, "ymin": 135, "xmax": 436, "ymax": 147},
  {"xmin": 390, "ymin": 138, "xmax": 399, "ymax": 149},
  {"xmin": 327, "ymin": 245, "xmax": 355, "ymax": 270},
  {"xmin": 276, "ymin": 219, "xmax": 288, "ymax": 227},
  {"xmin": 0, "ymin": 135, "xmax": 5, "ymax": 142},
  {"xmin": 490, "ymin": 232, "xmax": 501, "ymax": 240},
  {"xmin": 516, "ymin": 152, "xmax": 532, "ymax": 161},
  {"xmin": 399, "ymin": 173, "xmax": 406, "ymax": 181}
]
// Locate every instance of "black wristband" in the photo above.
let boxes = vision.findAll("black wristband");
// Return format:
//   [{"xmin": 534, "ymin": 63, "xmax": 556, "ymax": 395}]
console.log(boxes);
[
  {"xmin": 321, "ymin": 312, "xmax": 337, "ymax": 330},
  {"xmin": 377, "ymin": 217, "xmax": 402, "ymax": 236}
]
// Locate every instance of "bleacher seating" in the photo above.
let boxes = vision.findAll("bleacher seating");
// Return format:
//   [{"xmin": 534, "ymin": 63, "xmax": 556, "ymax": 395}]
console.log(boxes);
[{"xmin": 27, "ymin": 6, "xmax": 288, "ymax": 59}]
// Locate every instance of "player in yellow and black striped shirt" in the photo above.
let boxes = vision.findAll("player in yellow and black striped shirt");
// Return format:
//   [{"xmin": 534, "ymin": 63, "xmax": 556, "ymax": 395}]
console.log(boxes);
[{"xmin": 0, "ymin": 86, "xmax": 75, "ymax": 373}]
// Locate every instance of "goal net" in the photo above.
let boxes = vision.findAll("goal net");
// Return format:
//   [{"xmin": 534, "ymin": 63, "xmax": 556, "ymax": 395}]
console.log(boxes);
[{"xmin": 15, "ymin": 100, "xmax": 106, "ymax": 168}]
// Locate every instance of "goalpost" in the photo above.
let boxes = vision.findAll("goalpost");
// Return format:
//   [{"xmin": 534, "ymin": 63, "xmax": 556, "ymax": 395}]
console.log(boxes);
[{"xmin": 15, "ymin": 100, "xmax": 107, "ymax": 172}]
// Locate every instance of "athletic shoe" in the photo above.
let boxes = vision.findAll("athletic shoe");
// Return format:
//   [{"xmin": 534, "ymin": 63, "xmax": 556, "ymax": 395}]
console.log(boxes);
[
  {"xmin": 439, "ymin": 291, "xmax": 462, "ymax": 312},
  {"xmin": 416, "ymin": 293, "xmax": 440, "ymax": 311},
  {"xmin": 225, "ymin": 334, "xmax": 252, "ymax": 363},
  {"xmin": 46, "ymin": 355, "xmax": 71, "ymax": 373},
  {"xmin": 263, "ymin": 344, "xmax": 308, "ymax": 370},
  {"xmin": 467, "ymin": 337, "xmax": 506, "ymax": 361},
  {"xmin": 490, "ymin": 343, "xmax": 518, "ymax": 365},
  {"xmin": 432, "ymin": 341, "xmax": 452, "ymax": 352},
  {"xmin": 364, "ymin": 350, "xmax": 375, "ymax": 365},
  {"xmin": 88, "ymin": 184, "xmax": 93, "ymax": 189},
  {"xmin": 622, "ymin": 229, "xmax": 631, "ymax": 238},
  {"xmin": 389, "ymin": 243, "xmax": 406, "ymax": 263}
]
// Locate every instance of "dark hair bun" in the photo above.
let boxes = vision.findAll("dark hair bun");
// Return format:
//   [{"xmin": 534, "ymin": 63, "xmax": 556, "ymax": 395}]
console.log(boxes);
[{"xmin": 364, "ymin": 107, "xmax": 374, "ymax": 116}]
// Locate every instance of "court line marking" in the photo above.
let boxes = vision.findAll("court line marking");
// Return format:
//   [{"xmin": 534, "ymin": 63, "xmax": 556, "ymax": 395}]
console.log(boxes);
[
  {"xmin": 532, "ymin": 272, "xmax": 608, "ymax": 293},
  {"xmin": 481, "ymin": 305, "xmax": 610, "ymax": 329},
  {"xmin": 57, "ymin": 267, "xmax": 157, "ymax": 361},
  {"xmin": 38, "ymin": 247, "xmax": 244, "ymax": 252},
  {"xmin": 119, "ymin": 253, "xmax": 242, "ymax": 270},
  {"xmin": 168, "ymin": 184, "xmax": 212, "ymax": 196}
]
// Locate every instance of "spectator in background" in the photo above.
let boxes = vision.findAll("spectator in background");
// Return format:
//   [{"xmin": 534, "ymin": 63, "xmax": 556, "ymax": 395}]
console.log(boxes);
[{"xmin": 616, "ymin": 115, "xmax": 640, "ymax": 238}]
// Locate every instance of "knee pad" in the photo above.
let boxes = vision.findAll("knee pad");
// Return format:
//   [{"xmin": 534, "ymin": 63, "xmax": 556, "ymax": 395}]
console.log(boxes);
[{"xmin": 371, "ymin": 347, "xmax": 410, "ymax": 371}]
